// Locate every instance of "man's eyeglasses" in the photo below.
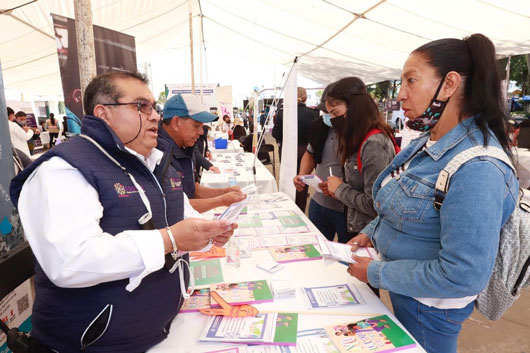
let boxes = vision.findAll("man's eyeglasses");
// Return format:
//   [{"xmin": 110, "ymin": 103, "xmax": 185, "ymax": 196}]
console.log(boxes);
[{"xmin": 102, "ymin": 100, "xmax": 157, "ymax": 115}]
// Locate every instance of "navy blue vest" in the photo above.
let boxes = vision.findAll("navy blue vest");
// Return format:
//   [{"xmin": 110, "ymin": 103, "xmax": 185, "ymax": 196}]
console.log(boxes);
[
  {"xmin": 155, "ymin": 126, "xmax": 196, "ymax": 198},
  {"xmin": 10, "ymin": 116, "xmax": 187, "ymax": 353}
]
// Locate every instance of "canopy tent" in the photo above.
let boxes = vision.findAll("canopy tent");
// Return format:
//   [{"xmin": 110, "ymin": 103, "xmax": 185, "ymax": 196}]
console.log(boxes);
[{"xmin": 1, "ymin": 0, "xmax": 530, "ymax": 98}]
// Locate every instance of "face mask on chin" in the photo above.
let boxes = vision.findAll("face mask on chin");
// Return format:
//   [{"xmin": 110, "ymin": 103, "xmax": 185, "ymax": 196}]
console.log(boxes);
[
  {"xmin": 330, "ymin": 115, "xmax": 345, "ymax": 130},
  {"xmin": 406, "ymin": 75, "xmax": 449, "ymax": 132}
]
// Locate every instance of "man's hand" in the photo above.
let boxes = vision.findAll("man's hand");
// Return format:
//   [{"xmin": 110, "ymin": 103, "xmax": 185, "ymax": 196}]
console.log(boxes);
[
  {"xmin": 167, "ymin": 218, "xmax": 238, "ymax": 251},
  {"xmin": 318, "ymin": 181, "xmax": 330, "ymax": 196},
  {"xmin": 226, "ymin": 186, "xmax": 242, "ymax": 193},
  {"xmin": 347, "ymin": 233, "xmax": 373, "ymax": 251},
  {"xmin": 293, "ymin": 175, "xmax": 305, "ymax": 192},
  {"xmin": 220, "ymin": 191, "xmax": 246, "ymax": 207},
  {"xmin": 347, "ymin": 255, "xmax": 372, "ymax": 283},
  {"xmin": 209, "ymin": 166, "xmax": 221, "ymax": 173},
  {"xmin": 326, "ymin": 176, "xmax": 343, "ymax": 197}
]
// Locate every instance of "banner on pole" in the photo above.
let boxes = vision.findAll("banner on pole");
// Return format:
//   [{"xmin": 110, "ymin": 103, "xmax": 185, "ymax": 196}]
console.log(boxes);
[
  {"xmin": 52, "ymin": 14, "xmax": 137, "ymax": 134},
  {"xmin": 278, "ymin": 62, "xmax": 298, "ymax": 201}
]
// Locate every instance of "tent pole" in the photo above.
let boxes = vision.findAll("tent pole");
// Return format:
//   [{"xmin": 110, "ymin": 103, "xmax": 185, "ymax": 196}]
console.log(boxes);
[
  {"xmin": 505, "ymin": 55, "xmax": 511, "ymax": 105},
  {"xmin": 188, "ymin": 0, "xmax": 196, "ymax": 95},
  {"xmin": 73, "ymin": 0, "xmax": 97, "ymax": 103}
]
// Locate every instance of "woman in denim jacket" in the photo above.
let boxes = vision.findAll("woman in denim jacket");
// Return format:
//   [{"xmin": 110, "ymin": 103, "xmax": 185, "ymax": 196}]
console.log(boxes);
[
  {"xmin": 325, "ymin": 77, "xmax": 397, "ymax": 242},
  {"xmin": 347, "ymin": 34, "xmax": 518, "ymax": 353}
]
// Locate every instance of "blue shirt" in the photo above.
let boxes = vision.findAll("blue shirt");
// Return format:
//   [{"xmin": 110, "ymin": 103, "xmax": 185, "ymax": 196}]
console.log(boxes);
[{"xmin": 363, "ymin": 117, "xmax": 518, "ymax": 298}]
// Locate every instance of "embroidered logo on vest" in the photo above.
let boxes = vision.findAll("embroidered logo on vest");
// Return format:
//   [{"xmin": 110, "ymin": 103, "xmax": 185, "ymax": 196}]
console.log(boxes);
[
  {"xmin": 114, "ymin": 183, "xmax": 139, "ymax": 197},
  {"xmin": 170, "ymin": 177, "xmax": 182, "ymax": 190}
]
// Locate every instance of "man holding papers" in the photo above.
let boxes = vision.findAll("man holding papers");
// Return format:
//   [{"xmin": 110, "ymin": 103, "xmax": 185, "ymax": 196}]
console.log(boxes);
[{"xmin": 156, "ymin": 94, "xmax": 246, "ymax": 213}]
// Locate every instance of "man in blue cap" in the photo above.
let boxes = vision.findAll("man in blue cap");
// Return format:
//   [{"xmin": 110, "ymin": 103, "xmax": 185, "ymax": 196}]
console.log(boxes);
[{"xmin": 156, "ymin": 94, "xmax": 246, "ymax": 212}]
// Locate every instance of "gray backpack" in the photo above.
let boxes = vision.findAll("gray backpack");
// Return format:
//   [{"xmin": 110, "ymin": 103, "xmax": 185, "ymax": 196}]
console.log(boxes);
[{"xmin": 434, "ymin": 146, "xmax": 530, "ymax": 320}]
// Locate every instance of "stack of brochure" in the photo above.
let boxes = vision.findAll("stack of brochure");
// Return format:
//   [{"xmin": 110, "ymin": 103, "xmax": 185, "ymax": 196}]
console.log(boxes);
[{"xmin": 270, "ymin": 280, "xmax": 296, "ymax": 298}]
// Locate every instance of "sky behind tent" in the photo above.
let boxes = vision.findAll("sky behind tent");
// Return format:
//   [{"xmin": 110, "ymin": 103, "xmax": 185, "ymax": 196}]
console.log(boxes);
[{"xmin": 1, "ymin": 0, "xmax": 530, "ymax": 106}]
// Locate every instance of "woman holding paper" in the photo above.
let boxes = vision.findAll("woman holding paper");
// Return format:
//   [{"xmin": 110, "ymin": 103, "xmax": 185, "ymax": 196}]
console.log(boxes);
[
  {"xmin": 346, "ymin": 34, "xmax": 517, "ymax": 352},
  {"xmin": 294, "ymin": 83, "xmax": 349, "ymax": 243},
  {"xmin": 324, "ymin": 77, "xmax": 398, "ymax": 241}
]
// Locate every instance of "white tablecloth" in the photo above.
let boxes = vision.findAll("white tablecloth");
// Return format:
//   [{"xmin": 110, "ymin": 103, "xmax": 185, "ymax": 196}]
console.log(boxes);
[
  {"xmin": 515, "ymin": 147, "xmax": 530, "ymax": 189},
  {"xmin": 149, "ymin": 193, "xmax": 424, "ymax": 353},
  {"xmin": 201, "ymin": 152, "xmax": 278, "ymax": 194}
]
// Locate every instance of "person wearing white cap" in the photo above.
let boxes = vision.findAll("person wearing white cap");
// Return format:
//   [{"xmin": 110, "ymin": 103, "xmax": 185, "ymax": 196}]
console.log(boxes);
[{"xmin": 155, "ymin": 94, "xmax": 246, "ymax": 213}]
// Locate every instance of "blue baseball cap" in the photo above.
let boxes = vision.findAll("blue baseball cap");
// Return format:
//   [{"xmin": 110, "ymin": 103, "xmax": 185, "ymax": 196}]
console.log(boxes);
[{"xmin": 163, "ymin": 94, "xmax": 217, "ymax": 123}]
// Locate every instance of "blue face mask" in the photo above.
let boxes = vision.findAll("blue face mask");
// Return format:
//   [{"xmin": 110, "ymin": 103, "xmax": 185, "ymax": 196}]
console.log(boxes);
[{"xmin": 322, "ymin": 113, "xmax": 332, "ymax": 127}]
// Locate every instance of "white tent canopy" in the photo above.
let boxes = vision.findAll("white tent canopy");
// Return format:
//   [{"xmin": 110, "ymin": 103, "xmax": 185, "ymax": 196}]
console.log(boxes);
[{"xmin": 1, "ymin": 0, "xmax": 530, "ymax": 98}]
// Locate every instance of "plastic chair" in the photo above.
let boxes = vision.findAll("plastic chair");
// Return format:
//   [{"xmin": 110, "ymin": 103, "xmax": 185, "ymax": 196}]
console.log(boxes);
[{"xmin": 259, "ymin": 144, "xmax": 276, "ymax": 177}]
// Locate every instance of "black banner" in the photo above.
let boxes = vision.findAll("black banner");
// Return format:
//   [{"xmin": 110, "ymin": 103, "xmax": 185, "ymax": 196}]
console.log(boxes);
[{"xmin": 51, "ymin": 14, "xmax": 137, "ymax": 134}]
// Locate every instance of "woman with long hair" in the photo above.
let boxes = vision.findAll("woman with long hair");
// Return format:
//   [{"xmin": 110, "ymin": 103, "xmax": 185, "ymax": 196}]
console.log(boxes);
[
  {"xmin": 46, "ymin": 113, "xmax": 59, "ymax": 146},
  {"xmin": 347, "ymin": 34, "xmax": 518, "ymax": 352},
  {"xmin": 325, "ymin": 77, "xmax": 398, "ymax": 242}
]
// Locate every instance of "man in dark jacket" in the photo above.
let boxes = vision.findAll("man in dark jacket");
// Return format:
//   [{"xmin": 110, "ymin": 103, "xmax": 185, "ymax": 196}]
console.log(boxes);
[
  {"xmin": 272, "ymin": 87, "xmax": 319, "ymax": 211},
  {"xmin": 156, "ymin": 94, "xmax": 246, "ymax": 213},
  {"xmin": 10, "ymin": 72, "xmax": 235, "ymax": 352}
]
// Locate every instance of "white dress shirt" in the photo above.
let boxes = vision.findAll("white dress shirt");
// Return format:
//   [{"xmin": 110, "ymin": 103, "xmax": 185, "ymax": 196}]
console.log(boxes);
[
  {"xmin": 8, "ymin": 120, "xmax": 33, "ymax": 157},
  {"xmin": 18, "ymin": 147, "xmax": 200, "ymax": 292}
]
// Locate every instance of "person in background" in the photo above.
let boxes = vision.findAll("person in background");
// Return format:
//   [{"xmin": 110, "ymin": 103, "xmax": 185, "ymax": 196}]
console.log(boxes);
[
  {"xmin": 39, "ymin": 121, "xmax": 47, "ymax": 132},
  {"xmin": 8, "ymin": 109, "xmax": 35, "ymax": 157},
  {"xmin": 10, "ymin": 71, "xmax": 236, "ymax": 352},
  {"xmin": 293, "ymin": 82, "xmax": 349, "ymax": 243},
  {"xmin": 347, "ymin": 34, "xmax": 518, "ymax": 352},
  {"xmin": 61, "ymin": 115, "xmax": 68, "ymax": 138},
  {"xmin": 221, "ymin": 114, "xmax": 233, "ymax": 134},
  {"xmin": 193, "ymin": 125, "xmax": 220, "ymax": 180},
  {"xmin": 325, "ymin": 77, "xmax": 398, "ymax": 243},
  {"xmin": 272, "ymin": 87, "xmax": 319, "ymax": 212},
  {"xmin": 46, "ymin": 112, "xmax": 60, "ymax": 146},
  {"xmin": 156, "ymin": 94, "xmax": 246, "ymax": 213}
]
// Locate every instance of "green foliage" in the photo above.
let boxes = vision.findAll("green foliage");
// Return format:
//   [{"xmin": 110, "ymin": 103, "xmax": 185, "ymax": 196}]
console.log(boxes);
[
  {"xmin": 157, "ymin": 91, "xmax": 167, "ymax": 104},
  {"xmin": 510, "ymin": 54, "xmax": 530, "ymax": 96}
]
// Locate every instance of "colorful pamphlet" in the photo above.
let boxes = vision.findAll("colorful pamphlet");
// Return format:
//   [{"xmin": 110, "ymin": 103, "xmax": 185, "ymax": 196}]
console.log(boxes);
[
  {"xmin": 180, "ymin": 288, "xmax": 211, "ymax": 313},
  {"xmin": 210, "ymin": 280, "xmax": 273, "ymax": 306},
  {"xmin": 325, "ymin": 315, "xmax": 416, "ymax": 353},
  {"xmin": 199, "ymin": 312, "xmax": 298, "ymax": 346},
  {"xmin": 275, "ymin": 211, "xmax": 306, "ymax": 228},
  {"xmin": 190, "ymin": 258, "xmax": 224, "ymax": 286},
  {"xmin": 270, "ymin": 244, "xmax": 322, "ymax": 263},
  {"xmin": 319, "ymin": 238, "xmax": 380, "ymax": 264},
  {"xmin": 300, "ymin": 174, "xmax": 323, "ymax": 193},
  {"xmin": 302, "ymin": 284, "xmax": 365, "ymax": 308},
  {"xmin": 238, "ymin": 215, "xmax": 264, "ymax": 228}
]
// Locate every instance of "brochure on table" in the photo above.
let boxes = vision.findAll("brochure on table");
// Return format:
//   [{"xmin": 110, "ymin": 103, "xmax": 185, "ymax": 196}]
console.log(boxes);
[
  {"xmin": 200, "ymin": 312, "xmax": 298, "ymax": 346},
  {"xmin": 190, "ymin": 258, "xmax": 224, "ymax": 286},
  {"xmin": 325, "ymin": 314, "xmax": 416, "ymax": 353},
  {"xmin": 270, "ymin": 244, "xmax": 322, "ymax": 263},
  {"xmin": 301, "ymin": 283, "xmax": 366, "ymax": 309},
  {"xmin": 211, "ymin": 280, "xmax": 273, "ymax": 306},
  {"xmin": 202, "ymin": 328, "xmax": 339, "ymax": 353}
]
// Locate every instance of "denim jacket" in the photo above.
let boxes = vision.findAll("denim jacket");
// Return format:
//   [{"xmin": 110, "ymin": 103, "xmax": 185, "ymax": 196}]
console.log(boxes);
[{"xmin": 362, "ymin": 117, "xmax": 518, "ymax": 299}]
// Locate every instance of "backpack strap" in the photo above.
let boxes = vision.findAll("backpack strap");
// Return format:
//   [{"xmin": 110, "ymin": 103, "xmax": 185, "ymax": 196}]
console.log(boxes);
[
  {"xmin": 357, "ymin": 129, "xmax": 401, "ymax": 172},
  {"xmin": 434, "ymin": 146, "xmax": 515, "ymax": 211}
]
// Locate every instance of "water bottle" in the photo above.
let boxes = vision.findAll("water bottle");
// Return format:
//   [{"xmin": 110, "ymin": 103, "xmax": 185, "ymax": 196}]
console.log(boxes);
[
  {"xmin": 228, "ymin": 175, "xmax": 237, "ymax": 187},
  {"xmin": 226, "ymin": 238, "xmax": 241, "ymax": 269}
]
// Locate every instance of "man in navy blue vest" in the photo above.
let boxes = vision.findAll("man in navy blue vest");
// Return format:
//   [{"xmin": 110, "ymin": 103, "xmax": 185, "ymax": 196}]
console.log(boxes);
[
  {"xmin": 10, "ymin": 72, "xmax": 236, "ymax": 352},
  {"xmin": 156, "ymin": 94, "xmax": 246, "ymax": 213}
]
